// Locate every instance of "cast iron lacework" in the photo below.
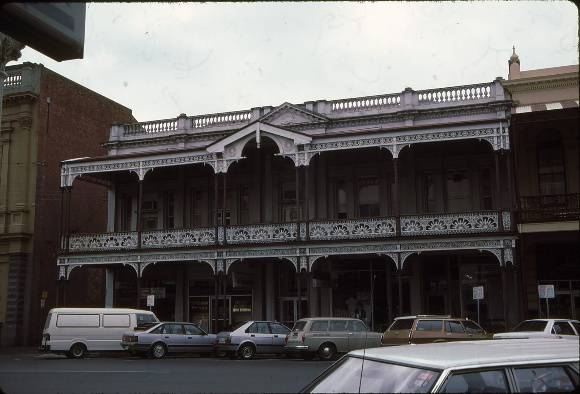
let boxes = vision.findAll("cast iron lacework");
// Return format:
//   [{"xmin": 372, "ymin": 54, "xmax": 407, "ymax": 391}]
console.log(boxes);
[
  {"xmin": 226, "ymin": 223, "xmax": 297, "ymax": 244},
  {"xmin": 400, "ymin": 212, "xmax": 498, "ymax": 236},
  {"xmin": 308, "ymin": 218, "xmax": 396, "ymax": 240},
  {"xmin": 141, "ymin": 227, "xmax": 216, "ymax": 248},
  {"xmin": 68, "ymin": 232, "xmax": 138, "ymax": 252}
]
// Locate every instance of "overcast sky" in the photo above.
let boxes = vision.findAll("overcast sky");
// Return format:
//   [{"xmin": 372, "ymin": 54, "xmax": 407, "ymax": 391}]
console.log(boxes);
[{"xmin": 14, "ymin": 1, "xmax": 579, "ymax": 122}]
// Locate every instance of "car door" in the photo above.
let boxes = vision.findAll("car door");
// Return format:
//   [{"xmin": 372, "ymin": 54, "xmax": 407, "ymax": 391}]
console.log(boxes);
[
  {"xmin": 184, "ymin": 324, "xmax": 212, "ymax": 353},
  {"xmin": 347, "ymin": 320, "xmax": 368, "ymax": 351},
  {"xmin": 268, "ymin": 322, "xmax": 290, "ymax": 352},
  {"xmin": 160, "ymin": 323, "xmax": 186, "ymax": 353},
  {"xmin": 411, "ymin": 320, "xmax": 444, "ymax": 343},
  {"xmin": 328, "ymin": 320, "xmax": 349, "ymax": 352},
  {"xmin": 246, "ymin": 322, "xmax": 273, "ymax": 353}
]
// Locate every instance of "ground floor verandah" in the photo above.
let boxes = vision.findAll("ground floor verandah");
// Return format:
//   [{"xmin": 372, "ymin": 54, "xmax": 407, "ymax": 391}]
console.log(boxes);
[{"xmin": 57, "ymin": 236, "xmax": 523, "ymax": 333}]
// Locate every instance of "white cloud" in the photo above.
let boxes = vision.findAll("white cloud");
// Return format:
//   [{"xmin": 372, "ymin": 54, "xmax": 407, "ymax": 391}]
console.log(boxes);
[{"xmin": 16, "ymin": 1, "xmax": 578, "ymax": 122}]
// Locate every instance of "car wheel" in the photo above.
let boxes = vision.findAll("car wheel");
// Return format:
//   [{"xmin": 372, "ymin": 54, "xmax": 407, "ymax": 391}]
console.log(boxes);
[
  {"xmin": 69, "ymin": 343, "xmax": 87, "ymax": 359},
  {"xmin": 150, "ymin": 342, "xmax": 167, "ymax": 359},
  {"xmin": 238, "ymin": 343, "xmax": 255, "ymax": 360},
  {"xmin": 318, "ymin": 343, "xmax": 336, "ymax": 361}
]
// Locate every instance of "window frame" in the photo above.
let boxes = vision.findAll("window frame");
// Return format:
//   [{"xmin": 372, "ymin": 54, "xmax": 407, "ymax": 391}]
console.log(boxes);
[
  {"xmin": 440, "ymin": 367, "xmax": 511, "ymax": 393},
  {"xmin": 245, "ymin": 322, "xmax": 271, "ymax": 334},
  {"xmin": 536, "ymin": 130, "xmax": 567, "ymax": 197}
]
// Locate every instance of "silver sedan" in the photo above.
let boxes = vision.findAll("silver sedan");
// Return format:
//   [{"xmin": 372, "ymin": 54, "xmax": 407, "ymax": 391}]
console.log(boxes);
[
  {"xmin": 216, "ymin": 321, "xmax": 291, "ymax": 360},
  {"xmin": 122, "ymin": 322, "xmax": 217, "ymax": 359}
]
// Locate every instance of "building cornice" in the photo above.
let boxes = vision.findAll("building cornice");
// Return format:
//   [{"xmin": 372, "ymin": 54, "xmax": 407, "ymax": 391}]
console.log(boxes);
[{"xmin": 503, "ymin": 75, "xmax": 578, "ymax": 93}]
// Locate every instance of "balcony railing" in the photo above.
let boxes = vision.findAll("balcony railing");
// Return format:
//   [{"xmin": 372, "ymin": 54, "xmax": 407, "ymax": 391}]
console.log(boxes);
[
  {"xmin": 64, "ymin": 210, "xmax": 511, "ymax": 253},
  {"xmin": 400, "ymin": 211, "xmax": 501, "ymax": 237},
  {"xmin": 519, "ymin": 193, "xmax": 580, "ymax": 223}
]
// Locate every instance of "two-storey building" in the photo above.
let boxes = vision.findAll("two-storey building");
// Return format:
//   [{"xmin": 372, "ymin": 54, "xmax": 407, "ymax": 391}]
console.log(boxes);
[
  {"xmin": 57, "ymin": 73, "xmax": 520, "ymax": 333},
  {"xmin": 503, "ymin": 49, "xmax": 579, "ymax": 321}
]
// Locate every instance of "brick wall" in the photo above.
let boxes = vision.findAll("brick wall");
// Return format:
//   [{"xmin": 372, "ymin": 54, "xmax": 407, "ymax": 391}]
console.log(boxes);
[{"xmin": 29, "ymin": 64, "xmax": 135, "ymax": 344}]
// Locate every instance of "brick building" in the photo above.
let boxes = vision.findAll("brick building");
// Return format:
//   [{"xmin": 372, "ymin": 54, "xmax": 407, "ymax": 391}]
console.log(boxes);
[{"xmin": 0, "ymin": 62, "xmax": 135, "ymax": 345}]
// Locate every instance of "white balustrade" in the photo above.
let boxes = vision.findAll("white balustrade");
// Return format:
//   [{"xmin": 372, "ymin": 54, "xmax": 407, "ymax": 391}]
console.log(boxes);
[
  {"xmin": 123, "ymin": 119, "xmax": 178, "ymax": 136},
  {"xmin": 141, "ymin": 227, "xmax": 216, "ymax": 248},
  {"xmin": 417, "ymin": 83, "xmax": 492, "ymax": 104},
  {"xmin": 226, "ymin": 223, "xmax": 297, "ymax": 244},
  {"xmin": 330, "ymin": 94, "xmax": 400, "ymax": 112},
  {"xmin": 2, "ymin": 72, "xmax": 22, "ymax": 87},
  {"xmin": 400, "ymin": 211, "xmax": 499, "ymax": 236},
  {"xmin": 191, "ymin": 110, "xmax": 252, "ymax": 129},
  {"xmin": 309, "ymin": 218, "xmax": 396, "ymax": 240},
  {"xmin": 68, "ymin": 232, "xmax": 138, "ymax": 252}
]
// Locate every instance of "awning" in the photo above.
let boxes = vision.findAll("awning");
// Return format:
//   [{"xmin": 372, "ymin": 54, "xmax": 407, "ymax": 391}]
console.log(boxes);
[{"xmin": 515, "ymin": 100, "xmax": 579, "ymax": 113}]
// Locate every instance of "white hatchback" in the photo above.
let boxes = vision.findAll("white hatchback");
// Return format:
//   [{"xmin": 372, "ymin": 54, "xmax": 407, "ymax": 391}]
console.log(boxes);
[{"xmin": 493, "ymin": 319, "xmax": 580, "ymax": 340}]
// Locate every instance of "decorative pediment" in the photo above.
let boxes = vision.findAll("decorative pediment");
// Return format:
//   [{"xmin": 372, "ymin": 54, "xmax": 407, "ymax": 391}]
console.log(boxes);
[
  {"xmin": 206, "ymin": 121, "xmax": 312, "ymax": 155},
  {"xmin": 260, "ymin": 102, "xmax": 328, "ymax": 126}
]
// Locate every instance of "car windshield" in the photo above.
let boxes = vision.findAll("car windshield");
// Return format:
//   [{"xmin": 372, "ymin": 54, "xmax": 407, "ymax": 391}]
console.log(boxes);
[
  {"xmin": 389, "ymin": 318, "xmax": 414, "ymax": 330},
  {"xmin": 308, "ymin": 356, "xmax": 440, "ymax": 393},
  {"xmin": 512, "ymin": 320, "xmax": 548, "ymax": 332},
  {"xmin": 292, "ymin": 321, "xmax": 307, "ymax": 331}
]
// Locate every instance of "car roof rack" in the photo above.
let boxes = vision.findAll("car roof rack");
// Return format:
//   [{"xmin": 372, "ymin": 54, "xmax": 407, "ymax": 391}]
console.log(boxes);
[{"xmin": 416, "ymin": 315, "xmax": 452, "ymax": 318}]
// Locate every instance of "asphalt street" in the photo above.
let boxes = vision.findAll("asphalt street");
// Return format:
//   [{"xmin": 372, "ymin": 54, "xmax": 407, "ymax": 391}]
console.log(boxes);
[{"xmin": 0, "ymin": 351, "xmax": 333, "ymax": 394}]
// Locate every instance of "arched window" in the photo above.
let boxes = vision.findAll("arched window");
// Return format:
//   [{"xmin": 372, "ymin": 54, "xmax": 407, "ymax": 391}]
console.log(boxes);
[{"xmin": 537, "ymin": 130, "xmax": 566, "ymax": 196}]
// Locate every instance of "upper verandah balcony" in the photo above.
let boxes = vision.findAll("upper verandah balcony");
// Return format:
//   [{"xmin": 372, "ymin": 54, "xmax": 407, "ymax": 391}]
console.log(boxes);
[{"xmin": 104, "ymin": 79, "xmax": 508, "ymax": 151}]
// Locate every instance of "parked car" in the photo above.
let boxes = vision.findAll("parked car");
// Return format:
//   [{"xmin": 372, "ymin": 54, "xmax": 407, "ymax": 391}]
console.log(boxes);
[
  {"xmin": 381, "ymin": 315, "xmax": 489, "ymax": 346},
  {"xmin": 216, "ymin": 320, "xmax": 291, "ymax": 360},
  {"xmin": 284, "ymin": 317, "xmax": 382, "ymax": 361},
  {"xmin": 121, "ymin": 322, "xmax": 217, "ymax": 359},
  {"xmin": 39, "ymin": 308, "xmax": 159, "ymax": 359},
  {"xmin": 494, "ymin": 319, "xmax": 580, "ymax": 339},
  {"xmin": 301, "ymin": 338, "xmax": 580, "ymax": 393}
]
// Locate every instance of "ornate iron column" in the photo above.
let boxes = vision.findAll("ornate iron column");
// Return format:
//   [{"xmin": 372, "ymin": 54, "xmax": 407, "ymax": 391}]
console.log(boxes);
[
  {"xmin": 295, "ymin": 166, "xmax": 301, "ymax": 240},
  {"xmin": 136, "ymin": 180, "xmax": 143, "ymax": 248},
  {"xmin": 214, "ymin": 271, "xmax": 219, "ymax": 333},
  {"xmin": 392, "ymin": 158, "xmax": 400, "ymax": 236},
  {"xmin": 222, "ymin": 172, "xmax": 227, "ymax": 245}
]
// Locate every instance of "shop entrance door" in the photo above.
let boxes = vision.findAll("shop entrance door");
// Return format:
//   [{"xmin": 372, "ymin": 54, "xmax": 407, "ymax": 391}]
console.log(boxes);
[{"xmin": 279, "ymin": 297, "xmax": 307, "ymax": 328}]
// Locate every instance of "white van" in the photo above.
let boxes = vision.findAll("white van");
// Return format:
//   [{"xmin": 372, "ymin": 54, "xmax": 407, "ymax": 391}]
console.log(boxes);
[{"xmin": 40, "ymin": 308, "xmax": 159, "ymax": 358}]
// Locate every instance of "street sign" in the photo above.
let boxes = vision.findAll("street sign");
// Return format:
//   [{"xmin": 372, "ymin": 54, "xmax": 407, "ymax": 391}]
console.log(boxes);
[
  {"xmin": 538, "ymin": 285, "xmax": 555, "ymax": 299},
  {"xmin": 472, "ymin": 286, "xmax": 484, "ymax": 300},
  {"xmin": 146, "ymin": 295, "xmax": 155, "ymax": 307}
]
